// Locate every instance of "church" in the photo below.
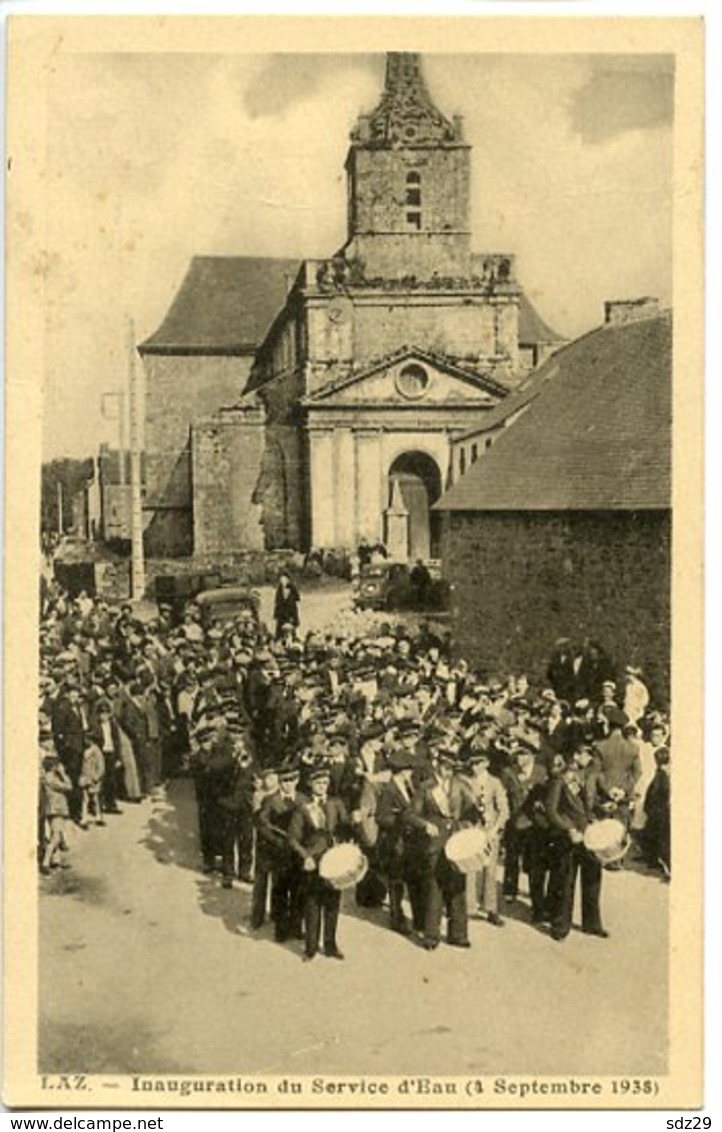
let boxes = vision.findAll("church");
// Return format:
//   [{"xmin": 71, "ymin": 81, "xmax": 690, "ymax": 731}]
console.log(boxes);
[{"xmin": 139, "ymin": 53, "xmax": 563, "ymax": 561}]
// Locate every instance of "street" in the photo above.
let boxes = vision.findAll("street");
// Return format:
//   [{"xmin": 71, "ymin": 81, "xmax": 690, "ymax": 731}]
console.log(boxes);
[{"xmin": 39, "ymin": 776, "xmax": 668, "ymax": 1078}]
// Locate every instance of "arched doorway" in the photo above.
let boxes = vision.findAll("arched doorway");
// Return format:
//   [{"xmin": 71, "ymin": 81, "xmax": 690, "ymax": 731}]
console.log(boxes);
[{"xmin": 386, "ymin": 451, "xmax": 442, "ymax": 560}]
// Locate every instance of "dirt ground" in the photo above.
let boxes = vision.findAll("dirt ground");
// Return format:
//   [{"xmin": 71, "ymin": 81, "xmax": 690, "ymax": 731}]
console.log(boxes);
[
  {"xmin": 39, "ymin": 577, "xmax": 668, "ymax": 1078},
  {"xmin": 39, "ymin": 776, "xmax": 668, "ymax": 1078}
]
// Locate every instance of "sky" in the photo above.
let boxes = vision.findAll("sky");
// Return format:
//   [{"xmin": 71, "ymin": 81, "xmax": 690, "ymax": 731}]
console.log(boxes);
[{"xmin": 40, "ymin": 50, "xmax": 674, "ymax": 458}]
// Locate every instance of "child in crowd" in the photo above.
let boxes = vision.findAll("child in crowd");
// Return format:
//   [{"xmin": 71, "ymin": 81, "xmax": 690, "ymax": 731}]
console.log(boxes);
[
  {"xmin": 79, "ymin": 735, "xmax": 106, "ymax": 829},
  {"xmin": 39, "ymin": 752, "xmax": 73, "ymax": 874}
]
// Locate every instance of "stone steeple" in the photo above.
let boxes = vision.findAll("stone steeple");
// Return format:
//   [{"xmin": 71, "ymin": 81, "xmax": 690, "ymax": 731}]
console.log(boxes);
[
  {"xmin": 351, "ymin": 53, "xmax": 461, "ymax": 148},
  {"xmin": 343, "ymin": 52, "xmax": 471, "ymax": 279}
]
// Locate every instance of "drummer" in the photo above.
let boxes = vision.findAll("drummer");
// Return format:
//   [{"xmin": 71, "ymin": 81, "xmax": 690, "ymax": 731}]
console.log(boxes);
[
  {"xmin": 410, "ymin": 745, "xmax": 475, "ymax": 951},
  {"xmin": 287, "ymin": 763, "xmax": 352, "ymax": 962},
  {"xmin": 256, "ymin": 759, "xmax": 305, "ymax": 942},
  {"xmin": 545, "ymin": 761, "xmax": 607, "ymax": 942}
]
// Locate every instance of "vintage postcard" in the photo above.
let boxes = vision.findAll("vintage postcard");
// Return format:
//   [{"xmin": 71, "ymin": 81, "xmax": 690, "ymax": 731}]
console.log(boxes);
[{"xmin": 4, "ymin": 15, "xmax": 704, "ymax": 1110}]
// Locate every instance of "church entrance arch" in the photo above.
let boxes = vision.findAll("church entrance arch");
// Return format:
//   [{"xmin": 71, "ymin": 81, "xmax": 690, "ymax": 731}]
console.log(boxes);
[{"xmin": 386, "ymin": 451, "xmax": 442, "ymax": 561}]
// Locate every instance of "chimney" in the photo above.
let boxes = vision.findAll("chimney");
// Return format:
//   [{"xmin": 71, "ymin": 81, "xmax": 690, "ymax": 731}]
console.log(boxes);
[{"xmin": 604, "ymin": 296, "xmax": 660, "ymax": 327}]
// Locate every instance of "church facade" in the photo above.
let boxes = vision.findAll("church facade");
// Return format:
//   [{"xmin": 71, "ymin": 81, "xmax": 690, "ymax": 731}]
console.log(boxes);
[{"xmin": 139, "ymin": 53, "xmax": 563, "ymax": 560}]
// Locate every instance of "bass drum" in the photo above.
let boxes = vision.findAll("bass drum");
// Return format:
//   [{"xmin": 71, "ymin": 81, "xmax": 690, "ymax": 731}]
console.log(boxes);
[
  {"xmin": 445, "ymin": 827, "xmax": 491, "ymax": 874},
  {"xmin": 319, "ymin": 843, "xmax": 369, "ymax": 891},
  {"xmin": 583, "ymin": 818, "xmax": 630, "ymax": 867}
]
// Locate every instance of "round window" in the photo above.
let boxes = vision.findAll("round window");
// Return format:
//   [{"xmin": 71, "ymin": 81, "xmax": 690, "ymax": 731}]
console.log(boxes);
[{"xmin": 396, "ymin": 363, "xmax": 430, "ymax": 400}]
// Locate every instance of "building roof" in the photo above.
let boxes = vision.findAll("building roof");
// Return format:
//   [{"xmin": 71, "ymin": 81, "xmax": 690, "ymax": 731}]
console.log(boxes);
[
  {"xmin": 454, "ymin": 346, "xmax": 568, "ymax": 442},
  {"xmin": 139, "ymin": 256, "xmax": 301, "ymax": 355},
  {"xmin": 518, "ymin": 293, "xmax": 566, "ymax": 346},
  {"xmin": 436, "ymin": 311, "xmax": 672, "ymax": 512},
  {"xmin": 139, "ymin": 250, "xmax": 562, "ymax": 363}
]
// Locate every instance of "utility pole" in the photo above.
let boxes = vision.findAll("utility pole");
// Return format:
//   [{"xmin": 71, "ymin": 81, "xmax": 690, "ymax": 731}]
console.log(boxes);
[
  {"xmin": 128, "ymin": 317, "xmax": 146, "ymax": 600},
  {"xmin": 117, "ymin": 391, "xmax": 127, "ymax": 487},
  {"xmin": 57, "ymin": 480, "xmax": 63, "ymax": 534}
]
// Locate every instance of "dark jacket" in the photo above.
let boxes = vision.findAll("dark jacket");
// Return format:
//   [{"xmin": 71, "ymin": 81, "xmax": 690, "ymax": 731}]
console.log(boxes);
[
  {"xmin": 274, "ymin": 582, "xmax": 301, "ymax": 628},
  {"xmin": 410, "ymin": 775, "xmax": 475, "ymax": 857},
  {"xmin": 376, "ymin": 778, "xmax": 417, "ymax": 875},
  {"xmin": 500, "ymin": 763, "xmax": 549, "ymax": 831},
  {"xmin": 545, "ymin": 776, "xmax": 590, "ymax": 840},
  {"xmin": 51, "ymin": 697, "xmax": 85, "ymax": 769},
  {"xmin": 287, "ymin": 796, "xmax": 351, "ymax": 863},
  {"xmin": 256, "ymin": 790, "xmax": 307, "ymax": 864},
  {"xmin": 89, "ymin": 715, "xmax": 123, "ymax": 768}
]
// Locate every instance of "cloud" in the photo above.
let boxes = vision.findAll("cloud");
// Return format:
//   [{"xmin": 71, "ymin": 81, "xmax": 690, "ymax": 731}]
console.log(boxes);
[
  {"xmin": 569, "ymin": 56, "xmax": 674, "ymax": 143},
  {"xmin": 243, "ymin": 53, "xmax": 381, "ymax": 119},
  {"xmin": 38, "ymin": 51, "xmax": 674, "ymax": 458}
]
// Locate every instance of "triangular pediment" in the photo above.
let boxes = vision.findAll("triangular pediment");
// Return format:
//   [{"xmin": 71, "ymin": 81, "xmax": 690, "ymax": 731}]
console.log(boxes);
[{"xmin": 303, "ymin": 347, "xmax": 507, "ymax": 408}]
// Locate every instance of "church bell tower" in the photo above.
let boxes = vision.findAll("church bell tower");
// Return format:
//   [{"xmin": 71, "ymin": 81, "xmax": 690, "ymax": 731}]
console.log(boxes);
[{"xmin": 342, "ymin": 53, "xmax": 472, "ymax": 280}]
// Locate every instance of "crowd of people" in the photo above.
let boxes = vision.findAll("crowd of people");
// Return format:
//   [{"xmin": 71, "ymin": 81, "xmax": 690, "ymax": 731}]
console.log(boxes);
[{"xmin": 38, "ymin": 578, "xmax": 671, "ymax": 961}]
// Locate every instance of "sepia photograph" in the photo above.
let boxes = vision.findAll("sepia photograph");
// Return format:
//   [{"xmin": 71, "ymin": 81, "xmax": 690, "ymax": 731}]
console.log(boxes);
[{"xmin": 4, "ymin": 14, "xmax": 704, "ymax": 1110}]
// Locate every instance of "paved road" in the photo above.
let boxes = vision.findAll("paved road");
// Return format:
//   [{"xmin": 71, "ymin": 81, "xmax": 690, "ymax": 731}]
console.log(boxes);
[{"xmin": 40, "ymin": 778, "xmax": 668, "ymax": 1078}]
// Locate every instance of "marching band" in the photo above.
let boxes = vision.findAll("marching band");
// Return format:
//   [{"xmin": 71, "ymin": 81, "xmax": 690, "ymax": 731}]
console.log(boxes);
[{"xmin": 39, "ymin": 584, "xmax": 672, "ymax": 960}]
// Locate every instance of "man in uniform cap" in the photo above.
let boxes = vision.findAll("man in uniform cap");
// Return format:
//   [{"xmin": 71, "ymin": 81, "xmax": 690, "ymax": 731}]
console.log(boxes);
[
  {"xmin": 376, "ymin": 749, "xmax": 424, "ymax": 935},
  {"xmin": 287, "ymin": 765, "xmax": 352, "ymax": 961},
  {"xmin": 499, "ymin": 739, "xmax": 548, "ymax": 905},
  {"xmin": 545, "ymin": 761, "xmax": 607, "ymax": 941},
  {"xmin": 255, "ymin": 761, "xmax": 306, "ymax": 942},
  {"xmin": 410, "ymin": 745, "xmax": 475, "ymax": 950},
  {"xmin": 190, "ymin": 723, "xmax": 222, "ymax": 874}
]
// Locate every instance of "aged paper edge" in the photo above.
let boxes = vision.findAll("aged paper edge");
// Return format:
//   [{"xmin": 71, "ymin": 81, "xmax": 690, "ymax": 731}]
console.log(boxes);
[{"xmin": 3, "ymin": 13, "xmax": 705, "ymax": 1110}]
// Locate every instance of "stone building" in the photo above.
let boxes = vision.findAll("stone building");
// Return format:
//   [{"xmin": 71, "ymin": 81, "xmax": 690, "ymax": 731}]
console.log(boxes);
[
  {"xmin": 139, "ymin": 53, "xmax": 563, "ymax": 559},
  {"xmin": 435, "ymin": 304, "xmax": 672, "ymax": 702}
]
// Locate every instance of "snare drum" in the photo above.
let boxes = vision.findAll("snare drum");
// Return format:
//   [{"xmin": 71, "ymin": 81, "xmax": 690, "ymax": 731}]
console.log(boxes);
[
  {"xmin": 319, "ymin": 843, "xmax": 368, "ymax": 890},
  {"xmin": 583, "ymin": 818, "xmax": 630, "ymax": 867},
  {"xmin": 445, "ymin": 827, "xmax": 490, "ymax": 874}
]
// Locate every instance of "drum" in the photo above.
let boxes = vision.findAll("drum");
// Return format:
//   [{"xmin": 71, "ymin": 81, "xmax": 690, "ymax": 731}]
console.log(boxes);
[
  {"xmin": 445, "ymin": 827, "xmax": 491, "ymax": 874},
  {"xmin": 583, "ymin": 818, "xmax": 630, "ymax": 867},
  {"xmin": 319, "ymin": 843, "xmax": 368, "ymax": 891}
]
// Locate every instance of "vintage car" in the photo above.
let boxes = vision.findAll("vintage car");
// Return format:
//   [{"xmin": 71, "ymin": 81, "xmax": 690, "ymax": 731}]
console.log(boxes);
[
  {"xmin": 154, "ymin": 571, "xmax": 222, "ymax": 625},
  {"xmin": 353, "ymin": 560, "xmax": 450, "ymax": 613},
  {"xmin": 194, "ymin": 585, "xmax": 261, "ymax": 629},
  {"xmin": 353, "ymin": 562, "xmax": 412, "ymax": 611}
]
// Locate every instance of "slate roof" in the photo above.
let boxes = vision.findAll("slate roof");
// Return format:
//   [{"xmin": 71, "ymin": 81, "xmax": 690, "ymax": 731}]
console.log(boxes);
[
  {"xmin": 140, "ymin": 252, "xmax": 563, "ymax": 358},
  {"xmin": 518, "ymin": 293, "xmax": 566, "ymax": 345},
  {"xmin": 436, "ymin": 312, "xmax": 672, "ymax": 512},
  {"xmin": 454, "ymin": 349, "xmax": 568, "ymax": 442},
  {"xmin": 139, "ymin": 256, "xmax": 301, "ymax": 355}
]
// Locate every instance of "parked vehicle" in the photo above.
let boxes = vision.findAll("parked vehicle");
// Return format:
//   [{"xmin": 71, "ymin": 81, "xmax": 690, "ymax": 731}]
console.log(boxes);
[
  {"xmin": 353, "ymin": 560, "xmax": 450, "ymax": 612},
  {"xmin": 195, "ymin": 586, "xmax": 261, "ymax": 629},
  {"xmin": 154, "ymin": 572, "xmax": 221, "ymax": 625}
]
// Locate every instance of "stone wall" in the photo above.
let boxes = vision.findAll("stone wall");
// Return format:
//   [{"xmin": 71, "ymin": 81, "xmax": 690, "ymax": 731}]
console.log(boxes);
[
  {"xmin": 350, "ymin": 146, "xmax": 471, "ymax": 235},
  {"xmin": 256, "ymin": 423, "xmax": 308, "ymax": 549},
  {"xmin": 302, "ymin": 292, "xmax": 519, "ymax": 396},
  {"xmin": 143, "ymin": 353, "xmax": 252, "ymax": 509},
  {"xmin": 191, "ymin": 408, "xmax": 265, "ymax": 555},
  {"xmin": 352, "ymin": 296, "xmax": 517, "ymax": 371},
  {"xmin": 441, "ymin": 509, "xmax": 671, "ymax": 704}
]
